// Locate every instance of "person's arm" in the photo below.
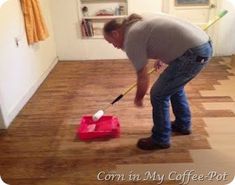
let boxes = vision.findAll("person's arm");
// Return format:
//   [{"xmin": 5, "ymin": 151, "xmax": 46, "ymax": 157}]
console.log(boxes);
[
  {"xmin": 124, "ymin": 34, "xmax": 149, "ymax": 106},
  {"xmin": 134, "ymin": 65, "xmax": 150, "ymax": 107}
]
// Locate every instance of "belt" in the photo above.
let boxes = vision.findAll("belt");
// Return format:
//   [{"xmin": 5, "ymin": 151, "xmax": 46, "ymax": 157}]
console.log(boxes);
[{"xmin": 188, "ymin": 39, "xmax": 212, "ymax": 63}]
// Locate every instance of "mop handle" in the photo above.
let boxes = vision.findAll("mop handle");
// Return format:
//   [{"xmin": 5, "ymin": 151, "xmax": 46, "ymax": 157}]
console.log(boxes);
[
  {"xmin": 122, "ymin": 68, "xmax": 156, "ymax": 96},
  {"xmin": 203, "ymin": 10, "xmax": 228, "ymax": 30},
  {"xmin": 109, "ymin": 68, "xmax": 156, "ymax": 106}
]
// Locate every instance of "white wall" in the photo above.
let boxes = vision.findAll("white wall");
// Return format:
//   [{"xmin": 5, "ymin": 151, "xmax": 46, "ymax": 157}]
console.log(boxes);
[
  {"xmin": 0, "ymin": 0, "xmax": 57, "ymax": 128},
  {"xmin": 128, "ymin": 0, "xmax": 162, "ymax": 14},
  {"xmin": 215, "ymin": 0, "xmax": 235, "ymax": 56},
  {"xmin": 0, "ymin": 0, "xmax": 7, "ymax": 7},
  {"xmin": 50, "ymin": 0, "xmax": 163, "ymax": 60},
  {"xmin": 50, "ymin": 0, "xmax": 126, "ymax": 60}
]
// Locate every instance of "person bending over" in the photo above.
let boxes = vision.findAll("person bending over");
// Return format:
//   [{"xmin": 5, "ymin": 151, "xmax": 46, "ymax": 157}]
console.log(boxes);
[{"xmin": 103, "ymin": 13, "xmax": 212, "ymax": 150}]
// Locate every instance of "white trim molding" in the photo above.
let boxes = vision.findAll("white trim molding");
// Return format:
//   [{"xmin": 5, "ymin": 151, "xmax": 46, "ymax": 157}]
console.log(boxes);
[
  {"xmin": 0, "ymin": 56, "xmax": 58, "ymax": 129},
  {"xmin": 0, "ymin": 108, "xmax": 5, "ymax": 129}
]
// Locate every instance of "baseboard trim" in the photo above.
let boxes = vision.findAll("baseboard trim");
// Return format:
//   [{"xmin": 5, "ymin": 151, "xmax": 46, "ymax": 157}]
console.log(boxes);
[
  {"xmin": 0, "ymin": 108, "xmax": 5, "ymax": 129},
  {"xmin": 3, "ymin": 56, "xmax": 59, "ymax": 128}
]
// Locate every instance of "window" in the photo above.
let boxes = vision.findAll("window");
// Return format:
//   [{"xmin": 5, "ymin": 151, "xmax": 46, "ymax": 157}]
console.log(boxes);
[{"xmin": 175, "ymin": 0, "xmax": 209, "ymax": 6}]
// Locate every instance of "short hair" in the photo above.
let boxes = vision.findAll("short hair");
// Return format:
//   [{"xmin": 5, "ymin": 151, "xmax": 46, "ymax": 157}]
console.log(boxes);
[{"xmin": 103, "ymin": 13, "xmax": 143, "ymax": 34}]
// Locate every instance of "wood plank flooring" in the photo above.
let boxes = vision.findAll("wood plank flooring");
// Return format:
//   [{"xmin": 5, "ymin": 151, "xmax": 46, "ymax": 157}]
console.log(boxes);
[{"xmin": 0, "ymin": 58, "xmax": 234, "ymax": 185}]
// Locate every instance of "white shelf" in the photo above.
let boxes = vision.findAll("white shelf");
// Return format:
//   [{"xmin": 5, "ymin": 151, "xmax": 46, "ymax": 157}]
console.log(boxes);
[
  {"xmin": 82, "ymin": 35, "xmax": 104, "ymax": 39},
  {"xmin": 83, "ymin": 15, "xmax": 127, "ymax": 20}
]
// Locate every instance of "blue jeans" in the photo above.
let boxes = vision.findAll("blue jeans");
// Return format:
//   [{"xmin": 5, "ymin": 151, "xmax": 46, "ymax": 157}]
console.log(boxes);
[{"xmin": 150, "ymin": 41, "xmax": 213, "ymax": 145}]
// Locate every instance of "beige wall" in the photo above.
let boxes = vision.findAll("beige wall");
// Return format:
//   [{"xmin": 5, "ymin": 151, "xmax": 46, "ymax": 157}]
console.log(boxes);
[
  {"xmin": 215, "ymin": 0, "xmax": 235, "ymax": 56},
  {"xmin": 50, "ymin": 0, "xmax": 127, "ymax": 60},
  {"xmin": 50, "ymin": 0, "xmax": 163, "ymax": 60},
  {"xmin": 0, "ymin": 0, "xmax": 57, "ymax": 128}
]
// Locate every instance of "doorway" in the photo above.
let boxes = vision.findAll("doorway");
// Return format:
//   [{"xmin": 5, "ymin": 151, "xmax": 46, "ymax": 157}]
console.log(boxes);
[{"xmin": 162, "ymin": 0, "xmax": 218, "ymax": 54}]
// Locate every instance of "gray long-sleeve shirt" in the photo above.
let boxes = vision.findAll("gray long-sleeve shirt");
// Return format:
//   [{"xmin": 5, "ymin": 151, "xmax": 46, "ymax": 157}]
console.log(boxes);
[{"xmin": 123, "ymin": 13, "xmax": 209, "ymax": 71}]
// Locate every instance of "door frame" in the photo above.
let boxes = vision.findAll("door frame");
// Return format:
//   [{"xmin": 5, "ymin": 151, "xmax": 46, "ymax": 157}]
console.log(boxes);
[
  {"xmin": 162, "ymin": 0, "xmax": 220, "ymax": 55},
  {"xmin": 162, "ymin": 0, "xmax": 218, "ymax": 23}
]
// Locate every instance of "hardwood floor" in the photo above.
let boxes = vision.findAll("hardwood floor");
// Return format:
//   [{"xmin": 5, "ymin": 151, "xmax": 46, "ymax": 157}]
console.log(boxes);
[{"xmin": 0, "ymin": 58, "xmax": 234, "ymax": 185}]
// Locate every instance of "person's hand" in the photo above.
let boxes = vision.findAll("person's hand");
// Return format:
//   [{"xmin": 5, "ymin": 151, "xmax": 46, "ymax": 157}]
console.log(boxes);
[
  {"xmin": 134, "ymin": 97, "xmax": 144, "ymax": 107},
  {"xmin": 154, "ymin": 59, "xmax": 164, "ymax": 70}
]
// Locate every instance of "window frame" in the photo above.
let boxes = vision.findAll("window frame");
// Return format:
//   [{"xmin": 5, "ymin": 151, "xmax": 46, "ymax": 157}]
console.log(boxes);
[{"xmin": 175, "ymin": 0, "xmax": 210, "ymax": 7}]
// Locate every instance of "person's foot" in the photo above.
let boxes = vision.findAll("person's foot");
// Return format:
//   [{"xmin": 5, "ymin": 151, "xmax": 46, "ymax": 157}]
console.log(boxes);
[
  {"xmin": 171, "ymin": 122, "xmax": 191, "ymax": 135},
  {"xmin": 137, "ymin": 137, "xmax": 170, "ymax": 150}
]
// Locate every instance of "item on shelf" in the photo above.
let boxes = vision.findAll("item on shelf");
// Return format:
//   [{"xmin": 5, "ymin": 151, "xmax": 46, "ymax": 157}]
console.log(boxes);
[
  {"xmin": 114, "ymin": 6, "xmax": 120, "ymax": 15},
  {"xmin": 96, "ymin": 9, "xmax": 114, "ymax": 16},
  {"xmin": 81, "ymin": 19, "xmax": 94, "ymax": 37},
  {"xmin": 82, "ymin": 6, "xmax": 89, "ymax": 16},
  {"xmin": 119, "ymin": 5, "xmax": 125, "ymax": 15}
]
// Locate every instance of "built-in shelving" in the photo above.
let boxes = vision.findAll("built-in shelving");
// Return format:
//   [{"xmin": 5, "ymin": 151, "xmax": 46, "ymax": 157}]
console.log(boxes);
[
  {"xmin": 83, "ymin": 15, "xmax": 127, "ymax": 20},
  {"xmin": 79, "ymin": 0, "xmax": 128, "ymax": 39}
]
